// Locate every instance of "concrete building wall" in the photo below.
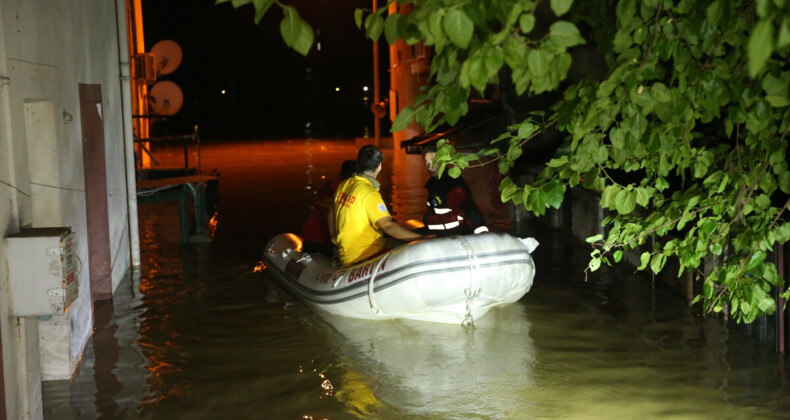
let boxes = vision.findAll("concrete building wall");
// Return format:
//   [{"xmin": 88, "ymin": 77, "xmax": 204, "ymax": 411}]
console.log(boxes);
[{"xmin": 0, "ymin": 1, "xmax": 134, "ymax": 419}]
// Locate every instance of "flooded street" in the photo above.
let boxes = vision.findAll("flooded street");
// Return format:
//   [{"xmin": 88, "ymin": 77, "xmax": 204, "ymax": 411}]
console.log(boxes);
[{"xmin": 43, "ymin": 138, "xmax": 790, "ymax": 419}]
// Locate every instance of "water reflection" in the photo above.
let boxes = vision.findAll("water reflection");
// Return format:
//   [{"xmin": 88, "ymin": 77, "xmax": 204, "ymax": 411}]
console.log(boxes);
[
  {"xmin": 91, "ymin": 300, "xmax": 122, "ymax": 417},
  {"xmin": 41, "ymin": 139, "xmax": 790, "ymax": 419},
  {"xmin": 523, "ymin": 223, "xmax": 790, "ymax": 419},
  {"xmin": 310, "ymin": 304, "xmax": 535, "ymax": 419}
]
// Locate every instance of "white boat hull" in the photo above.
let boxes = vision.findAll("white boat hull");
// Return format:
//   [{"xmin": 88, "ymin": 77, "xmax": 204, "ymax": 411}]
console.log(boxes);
[{"xmin": 262, "ymin": 232, "xmax": 538, "ymax": 325}]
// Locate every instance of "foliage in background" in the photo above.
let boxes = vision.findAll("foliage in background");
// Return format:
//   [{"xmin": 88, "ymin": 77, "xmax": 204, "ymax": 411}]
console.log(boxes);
[{"xmin": 226, "ymin": 0, "xmax": 790, "ymax": 324}]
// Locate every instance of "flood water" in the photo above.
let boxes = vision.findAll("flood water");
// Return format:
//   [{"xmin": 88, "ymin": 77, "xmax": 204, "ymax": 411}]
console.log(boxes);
[{"xmin": 43, "ymin": 138, "xmax": 790, "ymax": 419}]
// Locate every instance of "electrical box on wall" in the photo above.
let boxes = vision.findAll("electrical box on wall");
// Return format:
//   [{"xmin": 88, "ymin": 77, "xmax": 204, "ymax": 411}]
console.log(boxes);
[{"xmin": 6, "ymin": 227, "xmax": 78, "ymax": 317}]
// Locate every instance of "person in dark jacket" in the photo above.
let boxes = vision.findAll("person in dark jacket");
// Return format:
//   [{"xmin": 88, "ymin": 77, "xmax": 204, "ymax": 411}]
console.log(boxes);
[
  {"xmin": 422, "ymin": 144, "xmax": 488, "ymax": 236},
  {"xmin": 300, "ymin": 160, "xmax": 356, "ymax": 256}
]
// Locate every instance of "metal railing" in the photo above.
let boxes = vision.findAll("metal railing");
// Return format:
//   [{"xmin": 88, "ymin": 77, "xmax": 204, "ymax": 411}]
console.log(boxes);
[{"xmin": 134, "ymin": 131, "xmax": 201, "ymax": 174}]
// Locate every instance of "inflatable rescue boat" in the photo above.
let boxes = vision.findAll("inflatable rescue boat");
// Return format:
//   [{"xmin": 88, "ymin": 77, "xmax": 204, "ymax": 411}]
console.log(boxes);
[{"xmin": 262, "ymin": 232, "xmax": 538, "ymax": 325}]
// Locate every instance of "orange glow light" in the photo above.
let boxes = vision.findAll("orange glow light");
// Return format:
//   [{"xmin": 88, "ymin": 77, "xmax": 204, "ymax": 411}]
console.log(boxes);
[
  {"xmin": 253, "ymin": 261, "xmax": 268, "ymax": 273},
  {"xmin": 284, "ymin": 233, "xmax": 304, "ymax": 252},
  {"xmin": 404, "ymin": 219, "xmax": 425, "ymax": 230}
]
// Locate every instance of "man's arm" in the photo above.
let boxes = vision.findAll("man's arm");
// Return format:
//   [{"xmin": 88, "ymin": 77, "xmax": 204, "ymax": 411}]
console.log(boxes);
[{"xmin": 376, "ymin": 217, "xmax": 425, "ymax": 241}]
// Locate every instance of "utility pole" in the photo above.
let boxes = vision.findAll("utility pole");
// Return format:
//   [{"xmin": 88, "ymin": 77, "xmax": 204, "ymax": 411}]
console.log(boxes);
[{"xmin": 372, "ymin": 0, "xmax": 381, "ymax": 147}]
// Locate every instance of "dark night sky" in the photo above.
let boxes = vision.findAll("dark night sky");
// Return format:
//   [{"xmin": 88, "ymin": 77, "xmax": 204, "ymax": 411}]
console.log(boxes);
[{"xmin": 141, "ymin": 0, "xmax": 387, "ymax": 139}]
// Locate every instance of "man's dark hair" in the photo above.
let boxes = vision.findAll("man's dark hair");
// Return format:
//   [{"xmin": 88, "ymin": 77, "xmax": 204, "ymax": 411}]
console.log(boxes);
[{"xmin": 356, "ymin": 145, "xmax": 383, "ymax": 173}]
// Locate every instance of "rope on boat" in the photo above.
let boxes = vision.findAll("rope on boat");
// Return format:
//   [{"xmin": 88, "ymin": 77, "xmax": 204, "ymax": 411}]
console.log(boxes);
[
  {"xmin": 366, "ymin": 236, "xmax": 481, "ymax": 325},
  {"xmin": 367, "ymin": 250, "xmax": 394, "ymax": 315},
  {"xmin": 458, "ymin": 235, "xmax": 481, "ymax": 328}
]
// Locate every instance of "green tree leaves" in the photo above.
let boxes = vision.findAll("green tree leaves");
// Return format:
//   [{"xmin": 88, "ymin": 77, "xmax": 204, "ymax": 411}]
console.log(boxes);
[
  {"xmin": 364, "ymin": 12, "xmax": 385, "ymax": 41},
  {"xmin": 280, "ymin": 6, "xmax": 313, "ymax": 56},
  {"xmin": 352, "ymin": 1, "xmax": 590, "ymax": 131},
  {"xmin": 392, "ymin": 0, "xmax": 790, "ymax": 324},
  {"xmin": 547, "ymin": 21, "xmax": 585, "ymax": 51},
  {"xmin": 443, "ymin": 9, "xmax": 474, "ymax": 48},
  {"xmin": 216, "ymin": 0, "xmax": 313, "ymax": 55},
  {"xmin": 747, "ymin": 0, "xmax": 790, "ymax": 76},
  {"xmin": 391, "ymin": 105, "xmax": 416, "ymax": 132},
  {"xmin": 749, "ymin": 21, "xmax": 775, "ymax": 76},
  {"xmin": 550, "ymin": 0, "xmax": 574, "ymax": 17},
  {"xmin": 614, "ymin": 188, "xmax": 637, "ymax": 215}
]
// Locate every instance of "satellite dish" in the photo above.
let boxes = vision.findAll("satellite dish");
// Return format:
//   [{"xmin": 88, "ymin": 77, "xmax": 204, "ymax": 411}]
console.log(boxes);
[
  {"xmin": 148, "ymin": 80, "xmax": 183, "ymax": 116},
  {"xmin": 150, "ymin": 39, "xmax": 182, "ymax": 75}
]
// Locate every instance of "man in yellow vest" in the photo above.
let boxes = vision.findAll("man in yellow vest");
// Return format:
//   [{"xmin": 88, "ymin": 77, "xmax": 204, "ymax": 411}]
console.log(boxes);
[{"xmin": 329, "ymin": 145, "xmax": 427, "ymax": 267}]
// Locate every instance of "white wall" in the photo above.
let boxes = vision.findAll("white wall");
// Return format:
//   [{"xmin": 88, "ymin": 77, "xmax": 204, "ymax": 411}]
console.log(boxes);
[{"xmin": 0, "ymin": 1, "xmax": 133, "ymax": 419}]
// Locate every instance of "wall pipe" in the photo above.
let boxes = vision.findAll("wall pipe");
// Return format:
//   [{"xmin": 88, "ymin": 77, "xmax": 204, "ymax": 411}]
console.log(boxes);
[
  {"xmin": 0, "ymin": 0, "xmax": 17, "ymax": 416},
  {"xmin": 0, "ymin": 34, "xmax": 10, "ymax": 420},
  {"xmin": 0, "ymin": 75, "xmax": 9, "ymax": 420},
  {"xmin": 115, "ymin": 0, "xmax": 141, "ymax": 268}
]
